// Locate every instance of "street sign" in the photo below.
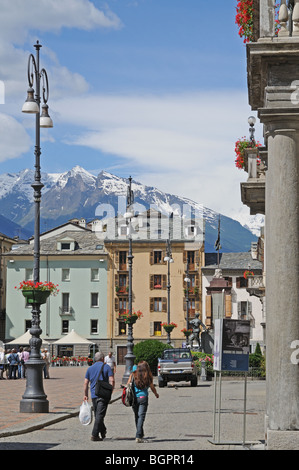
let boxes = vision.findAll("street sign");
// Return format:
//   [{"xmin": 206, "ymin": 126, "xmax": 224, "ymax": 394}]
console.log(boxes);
[{"xmin": 213, "ymin": 319, "xmax": 250, "ymax": 372}]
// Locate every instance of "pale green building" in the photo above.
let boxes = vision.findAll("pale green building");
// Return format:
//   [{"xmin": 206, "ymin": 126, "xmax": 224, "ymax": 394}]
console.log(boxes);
[{"xmin": 5, "ymin": 222, "xmax": 108, "ymax": 356}]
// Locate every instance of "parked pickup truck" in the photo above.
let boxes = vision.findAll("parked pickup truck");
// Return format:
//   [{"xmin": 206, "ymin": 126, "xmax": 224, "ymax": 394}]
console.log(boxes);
[{"xmin": 157, "ymin": 348, "xmax": 198, "ymax": 387}]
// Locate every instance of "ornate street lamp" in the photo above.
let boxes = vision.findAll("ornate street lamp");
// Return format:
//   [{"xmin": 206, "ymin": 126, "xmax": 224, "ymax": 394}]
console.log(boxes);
[
  {"xmin": 248, "ymin": 116, "xmax": 256, "ymax": 144},
  {"xmin": 20, "ymin": 41, "xmax": 53, "ymax": 413},
  {"xmin": 164, "ymin": 236, "xmax": 174, "ymax": 344},
  {"xmin": 184, "ymin": 257, "xmax": 190, "ymax": 346},
  {"xmin": 122, "ymin": 177, "xmax": 135, "ymax": 384}
]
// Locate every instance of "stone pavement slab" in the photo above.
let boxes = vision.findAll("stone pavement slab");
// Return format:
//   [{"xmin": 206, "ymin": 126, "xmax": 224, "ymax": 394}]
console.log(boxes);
[
  {"xmin": 0, "ymin": 376, "xmax": 267, "ymax": 451},
  {"xmin": 0, "ymin": 365, "xmax": 125, "ymax": 437}
]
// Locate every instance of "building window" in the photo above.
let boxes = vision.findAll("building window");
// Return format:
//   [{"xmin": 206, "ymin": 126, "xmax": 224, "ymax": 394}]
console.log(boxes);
[
  {"xmin": 62, "ymin": 320, "xmax": 69, "ymax": 334},
  {"xmin": 91, "ymin": 320, "xmax": 98, "ymax": 334},
  {"xmin": 154, "ymin": 322, "xmax": 162, "ymax": 336},
  {"xmin": 119, "ymin": 274, "xmax": 127, "ymax": 288},
  {"xmin": 91, "ymin": 293, "xmax": 99, "ymax": 307},
  {"xmin": 119, "ymin": 297, "xmax": 127, "ymax": 313},
  {"xmin": 119, "ymin": 251, "xmax": 127, "ymax": 270},
  {"xmin": 120, "ymin": 225, "xmax": 128, "ymax": 236},
  {"xmin": 150, "ymin": 297, "xmax": 167, "ymax": 312},
  {"xmin": 118, "ymin": 321, "xmax": 126, "ymax": 336},
  {"xmin": 25, "ymin": 268, "xmax": 33, "ymax": 281},
  {"xmin": 61, "ymin": 242, "xmax": 71, "ymax": 250},
  {"xmin": 236, "ymin": 277, "xmax": 248, "ymax": 288},
  {"xmin": 154, "ymin": 275, "xmax": 162, "ymax": 288},
  {"xmin": 154, "ymin": 297, "xmax": 162, "ymax": 312},
  {"xmin": 62, "ymin": 293, "xmax": 70, "ymax": 313},
  {"xmin": 154, "ymin": 251, "xmax": 162, "ymax": 264},
  {"xmin": 25, "ymin": 320, "xmax": 31, "ymax": 331},
  {"xmin": 62, "ymin": 268, "xmax": 70, "ymax": 281},
  {"xmin": 91, "ymin": 268, "xmax": 99, "ymax": 281}
]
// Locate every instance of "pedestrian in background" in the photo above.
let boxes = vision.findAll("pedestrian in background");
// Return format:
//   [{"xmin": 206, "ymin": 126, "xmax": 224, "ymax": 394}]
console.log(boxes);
[
  {"xmin": 21, "ymin": 347, "xmax": 30, "ymax": 378},
  {"xmin": 0, "ymin": 347, "xmax": 5, "ymax": 379},
  {"xmin": 83, "ymin": 351, "xmax": 115, "ymax": 441},
  {"xmin": 42, "ymin": 349, "xmax": 51, "ymax": 379},
  {"xmin": 104, "ymin": 351, "xmax": 116, "ymax": 374},
  {"xmin": 127, "ymin": 361, "xmax": 159, "ymax": 443},
  {"xmin": 17, "ymin": 347, "xmax": 23, "ymax": 379},
  {"xmin": 8, "ymin": 348, "xmax": 19, "ymax": 380}
]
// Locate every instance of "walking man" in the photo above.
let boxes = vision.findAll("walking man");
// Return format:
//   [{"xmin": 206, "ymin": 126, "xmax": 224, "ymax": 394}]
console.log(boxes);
[
  {"xmin": 83, "ymin": 351, "xmax": 115, "ymax": 441},
  {"xmin": 104, "ymin": 350, "xmax": 116, "ymax": 374}
]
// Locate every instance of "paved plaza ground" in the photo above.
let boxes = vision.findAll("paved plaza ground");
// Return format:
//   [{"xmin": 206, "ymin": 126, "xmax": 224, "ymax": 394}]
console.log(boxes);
[{"xmin": 0, "ymin": 365, "xmax": 267, "ymax": 452}]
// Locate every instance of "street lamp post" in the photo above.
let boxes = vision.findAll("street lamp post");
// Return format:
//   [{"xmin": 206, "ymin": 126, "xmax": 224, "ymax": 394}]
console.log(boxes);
[
  {"xmin": 184, "ymin": 257, "xmax": 190, "ymax": 346},
  {"xmin": 248, "ymin": 115, "xmax": 256, "ymax": 144},
  {"xmin": 164, "ymin": 237, "xmax": 174, "ymax": 345},
  {"xmin": 20, "ymin": 41, "xmax": 53, "ymax": 413},
  {"xmin": 122, "ymin": 177, "xmax": 135, "ymax": 385}
]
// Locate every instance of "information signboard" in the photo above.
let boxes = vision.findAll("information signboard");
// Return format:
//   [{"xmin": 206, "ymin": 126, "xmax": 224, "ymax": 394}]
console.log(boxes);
[{"xmin": 213, "ymin": 319, "xmax": 250, "ymax": 372}]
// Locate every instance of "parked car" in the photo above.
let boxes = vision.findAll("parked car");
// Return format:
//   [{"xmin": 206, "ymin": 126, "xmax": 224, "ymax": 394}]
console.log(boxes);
[{"xmin": 157, "ymin": 348, "xmax": 198, "ymax": 387}]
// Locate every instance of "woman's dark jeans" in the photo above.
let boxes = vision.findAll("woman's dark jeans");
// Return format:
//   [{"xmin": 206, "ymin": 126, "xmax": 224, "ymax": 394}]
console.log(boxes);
[{"xmin": 132, "ymin": 396, "xmax": 148, "ymax": 438}]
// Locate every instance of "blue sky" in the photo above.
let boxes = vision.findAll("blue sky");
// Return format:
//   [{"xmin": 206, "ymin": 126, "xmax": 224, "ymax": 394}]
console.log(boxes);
[{"xmin": 0, "ymin": 0, "xmax": 263, "ymax": 224}]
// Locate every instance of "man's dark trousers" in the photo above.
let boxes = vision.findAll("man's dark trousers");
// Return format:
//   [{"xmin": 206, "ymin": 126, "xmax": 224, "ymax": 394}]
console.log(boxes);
[{"xmin": 92, "ymin": 397, "xmax": 109, "ymax": 438}]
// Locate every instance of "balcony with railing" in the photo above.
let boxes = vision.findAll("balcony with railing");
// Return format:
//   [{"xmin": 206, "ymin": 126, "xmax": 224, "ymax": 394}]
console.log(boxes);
[
  {"xmin": 240, "ymin": 147, "xmax": 267, "ymax": 215},
  {"xmin": 246, "ymin": 274, "xmax": 265, "ymax": 298},
  {"xmin": 254, "ymin": 1, "xmax": 298, "ymax": 41},
  {"xmin": 59, "ymin": 305, "xmax": 75, "ymax": 316}
]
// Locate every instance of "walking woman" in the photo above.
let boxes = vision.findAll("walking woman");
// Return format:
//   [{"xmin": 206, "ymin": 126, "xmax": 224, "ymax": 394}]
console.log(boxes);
[{"xmin": 127, "ymin": 361, "xmax": 159, "ymax": 443}]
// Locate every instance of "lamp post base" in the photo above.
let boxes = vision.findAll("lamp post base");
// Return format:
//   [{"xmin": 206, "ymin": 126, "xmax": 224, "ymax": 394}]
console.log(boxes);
[
  {"xmin": 20, "ymin": 359, "xmax": 49, "ymax": 413},
  {"xmin": 20, "ymin": 398, "xmax": 49, "ymax": 414}
]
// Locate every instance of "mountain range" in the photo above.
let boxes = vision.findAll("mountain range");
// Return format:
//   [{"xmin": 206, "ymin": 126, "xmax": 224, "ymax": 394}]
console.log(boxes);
[{"xmin": 0, "ymin": 166, "xmax": 260, "ymax": 252}]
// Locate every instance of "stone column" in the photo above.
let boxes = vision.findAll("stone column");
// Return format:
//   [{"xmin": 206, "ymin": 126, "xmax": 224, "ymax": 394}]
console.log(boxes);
[{"xmin": 261, "ymin": 109, "xmax": 299, "ymax": 449}]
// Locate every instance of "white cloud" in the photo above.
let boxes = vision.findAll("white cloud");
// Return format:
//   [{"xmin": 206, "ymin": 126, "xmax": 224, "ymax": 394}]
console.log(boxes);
[
  {"xmin": 0, "ymin": 113, "xmax": 31, "ymax": 161},
  {"xmin": 0, "ymin": 0, "xmax": 122, "ymax": 44},
  {"xmin": 54, "ymin": 90, "xmax": 261, "ymax": 217},
  {"xmin": 0, "ymin": 0, "xmax": 122, "ymax": 162}
]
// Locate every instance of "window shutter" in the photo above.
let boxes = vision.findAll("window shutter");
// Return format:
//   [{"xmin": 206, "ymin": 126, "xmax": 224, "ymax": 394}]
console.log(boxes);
[
  {"xmin": 162, "ymin": 275, "xmax": 167, "ymax": 290},
  {"xmin": 162, "ymin": 297, "xmax": 167, "ymax": 312},
  {"xmin": 115, "ymin": 274, "xmax": 119, "ymax": 286},
  {"xmin": 183, "ymin": 251, "xmax": 187, "ymax": 264},
  {"xmin": 115, "ymin": 322, "xmax": 119, "ymax": 336},
  {"xmin": 115, "ymin": 251, "xmax": 119, "ymax": 265},
  {"xmin": 150, "ymin": 322, "xmax": 154, "ymax": 336},
  {"xmin": 162, "ymin": 251, "xmax": 167, "ymax": 265},
  {"xmin": 150, "ymin": 251, "xmax": 154, "ymax": 265},
  {"xmin": 195, "ymin": 300, "xmax": 200, "ymax": 311},
  {"xmin": 150, "ymin": 298, "xmax": 154, "ymax": 312},
  {"xmin": 183, "ymin": 299, "xmax": 187, "ymax": 311},
  {"xmin": 115, "ymin": 297, "xmax": 119, "ymax": 312},
  {"xmin": 150, "ymin": 275, "xmax": 154, "ymax": 290}
]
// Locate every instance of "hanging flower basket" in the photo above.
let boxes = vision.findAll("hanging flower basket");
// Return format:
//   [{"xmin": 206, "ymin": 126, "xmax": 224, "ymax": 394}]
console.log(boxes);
[
  {"xmin": 162, "ymin": 322, "xmax": 177, "ymax": 334},
  {"xmin": 235, "ymin": 1, "xmax": 281, "ymax": 44},
  {"xmin": 243, "ymin": 270, "xmax": 254, "ymax": 279},
  {"xmin": 119, "ymin": 309, "xmax": 143, "ymax": 324},
  {"xmin": 15, "ymin": 281, "xmax": 59, "ymax": 305},
  {"xmin": 22, "ymin": 289, "xmax": 51, "ymax": 305},
  {"xmin": 235, "ymin": 137, "xmax": 261, "ymax": 170},
  {"xmin": 235, "ymin": 0, "xmax": 254, "ymax": 44},
  {"xmin": 181, "ymin": 328, "xmax": 192, "ymax": 338}
]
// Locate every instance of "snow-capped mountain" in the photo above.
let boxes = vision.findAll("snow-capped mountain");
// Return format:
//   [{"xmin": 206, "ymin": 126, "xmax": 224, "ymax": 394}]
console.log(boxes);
[{"xmin": 0, "ymin": 166, "xmax": 260, "ymax": 252}]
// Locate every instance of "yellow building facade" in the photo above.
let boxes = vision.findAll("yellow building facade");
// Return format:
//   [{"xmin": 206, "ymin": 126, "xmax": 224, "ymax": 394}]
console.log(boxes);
[{"xmin": 105, "ymin": 232, "xmax": 204, "ymax": 363}]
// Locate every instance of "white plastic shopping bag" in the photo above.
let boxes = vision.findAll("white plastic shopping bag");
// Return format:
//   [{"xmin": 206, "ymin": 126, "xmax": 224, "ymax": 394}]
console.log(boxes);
[{"xmin": 79, "ymin": 400, "xmax": 92, "ymax": 426}]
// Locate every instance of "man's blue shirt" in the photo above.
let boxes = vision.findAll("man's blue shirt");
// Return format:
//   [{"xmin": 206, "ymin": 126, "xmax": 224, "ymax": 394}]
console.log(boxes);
[{"xmin": 85, "ymin": 361, "xmax": 113, "ymax": 399}]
